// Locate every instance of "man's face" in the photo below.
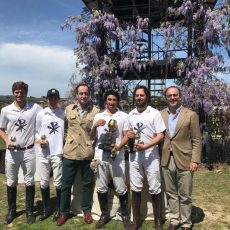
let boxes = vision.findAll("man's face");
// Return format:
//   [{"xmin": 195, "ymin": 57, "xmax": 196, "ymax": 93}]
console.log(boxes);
[
  {"xmin": 165, "ymin": 87, "xmax": 181, "ymax": 109},
  {"xmin": 106, "ymin": 94, "xmax": 118, "ymax": 112},
  {"xmin": 48, "ymin": 96, "xmax": 59, "ymax": 108},
  {"xmin": 135, "ymin": 88, "xmax": 148, "ymax": 108},
  {"xmin": 13, "ymin": 88, "xmax": 27, "ymax": 104},
  {"xmin": 76, "ymin": 86, "xmax": 89, "ymax": 106}
]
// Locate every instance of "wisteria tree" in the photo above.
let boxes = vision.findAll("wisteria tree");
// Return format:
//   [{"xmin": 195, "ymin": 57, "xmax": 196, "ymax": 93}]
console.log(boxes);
[
  {"xmin": 63, "ymin": 1, "xmax": 229, "ymax": 161},
  {"xmin": 62, "ymin": 9, "xmax": 151, "ymax": 107}
]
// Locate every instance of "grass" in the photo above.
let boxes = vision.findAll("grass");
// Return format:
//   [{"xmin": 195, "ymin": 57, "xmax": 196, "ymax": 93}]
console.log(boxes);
[{"xmin": 0, "ymin": 165, "xmax": 230, "ymax": 229}]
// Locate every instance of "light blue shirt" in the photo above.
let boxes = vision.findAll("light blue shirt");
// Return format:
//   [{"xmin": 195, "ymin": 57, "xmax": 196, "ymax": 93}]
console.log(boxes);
[{"xmin": 167, "ymin": 106, "xmax": 181, "ymax": 137}]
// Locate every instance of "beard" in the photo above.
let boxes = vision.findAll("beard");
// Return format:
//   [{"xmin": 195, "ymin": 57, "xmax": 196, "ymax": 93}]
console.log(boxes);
[{"xmin": 136, "ymin": 100, "xmax": 147, "ymax": 108}]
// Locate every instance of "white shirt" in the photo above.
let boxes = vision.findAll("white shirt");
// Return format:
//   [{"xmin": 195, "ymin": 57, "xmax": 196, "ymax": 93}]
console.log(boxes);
[
  {"xmin": 127, "ymin": 106, "xmax": 166, "ymax": 156},
  {"xmin": 93, "ymin": 109, "xmax": 128, "ymax": 160},
  {"xmin": 36, "ymin": 107, "xmax": 65, "ymax": 156},
  {"xmin": 0, "ymin": 101, "xmax": 42, "ymax": 148}
]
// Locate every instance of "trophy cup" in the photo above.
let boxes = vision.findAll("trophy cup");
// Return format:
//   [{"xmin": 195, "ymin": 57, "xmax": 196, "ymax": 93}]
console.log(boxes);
[
  {"xmin": 128, "ymin": 129, "xmax": 142, "ymax": 153},
  {"xmin": 98, "ymin": 119, "xmax": 118, "ymax": 160},
  {"xmin": 40, "ymin": 135, "xmax": 48, "ymax": 148},
  {"xmin": 8, "ymin": 136, "xmax": 16, "ymax": 150}
]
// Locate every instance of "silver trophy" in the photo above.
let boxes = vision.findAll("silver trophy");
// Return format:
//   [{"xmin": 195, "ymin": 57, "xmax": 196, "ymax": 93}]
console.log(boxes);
[{"xmin": 40, "ymin": 135, "xmax": 48, "ymax": 148}]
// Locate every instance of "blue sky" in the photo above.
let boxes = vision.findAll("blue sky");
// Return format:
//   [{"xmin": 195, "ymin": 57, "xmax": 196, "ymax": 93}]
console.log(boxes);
[{"xmin": 0, "ymin": 0, "xmax": 85, "ymax": 97}]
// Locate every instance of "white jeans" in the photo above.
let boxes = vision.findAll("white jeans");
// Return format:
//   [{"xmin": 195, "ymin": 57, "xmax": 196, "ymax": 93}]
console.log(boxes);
[
  {"xmin": 129, "ymin": 152, "xmax": 161, "ymax": 194},
  {"xmin": 5, "ymin": 148, "xmax": 36, "ymax": 187},
  {"xmin": 37, "ymin": 154, "xmax": 62, "ymax": 189},
  {"xmin": 96, "ymin": 157, "xmax": 127, "ymax": 195}
]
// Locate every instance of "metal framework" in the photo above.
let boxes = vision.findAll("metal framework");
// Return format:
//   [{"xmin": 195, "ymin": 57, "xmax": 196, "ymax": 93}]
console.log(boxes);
[{"xmin": 82, "ymin": 0, "xmax": 217, "ymax": 96}]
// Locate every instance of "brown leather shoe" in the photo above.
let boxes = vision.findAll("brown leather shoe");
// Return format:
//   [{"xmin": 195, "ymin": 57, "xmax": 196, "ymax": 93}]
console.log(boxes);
[
  {"xmin": 56, "ymin": 214, "xmax": 68, "ymax": 226},
  {"xmin": 84, "ymin": 212, "xmax": 93, "ymax": 224},
  {"xmin": 168, "ymin": 223, "xmax": 179, "ymax": 230}
]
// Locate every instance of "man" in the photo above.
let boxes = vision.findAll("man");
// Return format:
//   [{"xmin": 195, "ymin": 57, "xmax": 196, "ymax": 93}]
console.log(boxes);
[
  {"xmin": 90, "ymin": 90, "xmax": 130, "ymax": 229},
  {"xmin": 127, "ymin": 85, "xmax": 165, "ymax": 230},
  {"xmin": 160, "ymin": 86, "xmax": 202, "ymax": 230},
  {"xmin": 36, "ymin": 88, "xmax": 65, "ymax": 221},
  {"xmin": 0, "ymin": 81, "xmax": 42, "ymax": 224},
  {"xmin": 56, "ymin": 83, "xmax": 99, "ymax": 226}
]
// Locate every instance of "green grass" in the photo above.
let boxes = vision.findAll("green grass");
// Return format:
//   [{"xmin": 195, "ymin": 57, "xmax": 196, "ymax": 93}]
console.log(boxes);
[{"xmin": 0, "ymin": 165, "xmax": 230, "ymax": 229}]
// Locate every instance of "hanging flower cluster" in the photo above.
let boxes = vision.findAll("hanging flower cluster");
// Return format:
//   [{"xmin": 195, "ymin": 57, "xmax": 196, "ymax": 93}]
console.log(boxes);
[
  {"xmin": 62, "ymin": 10, "xmax": 150, "ymax": 96},
  {"xmin": 161, "ymin": 0, "xmax": 230, "ymax": 111}
]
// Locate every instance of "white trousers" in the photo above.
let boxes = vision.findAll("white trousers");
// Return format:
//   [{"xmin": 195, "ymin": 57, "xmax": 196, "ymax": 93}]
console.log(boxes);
[
  {"xmin": 5, "ymin": 149, "xmax": 36, "ymax": 187},
  {"xmin": 129, "ymin": 152, "xmax": 161, "ymax": 194},
  {"xmin": 37, "ymin": 154, "xmax": 62, "ymax": 189},
  {"xmin": 96, "ymin": 157, "xmax": 127, "ymax": 195}
]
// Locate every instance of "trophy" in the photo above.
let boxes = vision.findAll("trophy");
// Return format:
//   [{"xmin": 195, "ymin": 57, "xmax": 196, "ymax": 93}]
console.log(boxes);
[
  {"xmin": 98, "ymin": 119, "xmax": 118, "ymax": 160},
  {"xmin": 40, "ymin": 135, "xmax": 48, "ymax": 148},
  {"xmin": 128, "ymin": 129, "xmax": 143, "ymax": 153},
  {"xmin": 8, "ymin": 136, "xmax": 16, "ymax": 150}
]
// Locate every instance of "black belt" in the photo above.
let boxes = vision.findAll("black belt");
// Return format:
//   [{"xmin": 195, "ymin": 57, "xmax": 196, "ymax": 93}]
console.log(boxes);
[{"xmin": 16, "ymin": 144, "xmax": 34, "ymax": 150}]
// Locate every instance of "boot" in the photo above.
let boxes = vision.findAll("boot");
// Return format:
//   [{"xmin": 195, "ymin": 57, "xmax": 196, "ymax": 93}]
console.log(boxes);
[
  {"xmin": 25, "ymin": 185, "xmax": 36, "ymax": 224},
  {"xmin": 53, "ymin": 188, "xmax": 61, "ymax": 222},
  {"xmin": 39, "ymin": 187, "xmax": 50, "ymax": 221},
  {"xmin": 96, "ymin": 192, "xmax": 111, "ymax": 229},
  {"xmin": 119, "ymin": 192, "xmax": 131, "ymax": 229},
  {"xmin": 152, "ymin": 193, "xmax": 163, "ymax": 230},
  {"xmin": 4, "ymin": 186, "xmax": 17, "ymax": 224},
  {"xmin": 130, "ymin": 191, "xmax": 141, "ymax": 230}
]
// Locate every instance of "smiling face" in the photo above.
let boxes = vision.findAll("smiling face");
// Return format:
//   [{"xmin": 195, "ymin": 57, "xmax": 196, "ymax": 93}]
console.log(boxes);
[
  {"xmin": 13, "ymin": 88, "xmax": 27, "ymax": 108},
  {"xmin": 135, "ymin": 88, "xmax": 148, "ymax": 109},
  {"xmin": 165, "ymin": 87, "xmax": 182, "ymax": 110},
  {"xmin": 106, "ymin": 94, "xmax": 118, "ymax": 113}
]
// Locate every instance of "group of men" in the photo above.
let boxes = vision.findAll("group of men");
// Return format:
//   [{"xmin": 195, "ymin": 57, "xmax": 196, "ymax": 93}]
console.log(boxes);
[{"xmin": 0, "ymin": 81, "xmax": 201, "ymax": 230}]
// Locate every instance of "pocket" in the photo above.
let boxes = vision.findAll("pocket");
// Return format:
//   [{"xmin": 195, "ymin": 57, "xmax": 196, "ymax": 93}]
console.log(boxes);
[{"xmin": 84, "ymin": 141, "xmax": 94, "ymax": 158}]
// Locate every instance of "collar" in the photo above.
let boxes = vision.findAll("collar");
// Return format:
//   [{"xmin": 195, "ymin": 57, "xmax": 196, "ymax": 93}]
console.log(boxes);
[
  {"xmin": 167, "ymin": 105, "xmax": 182, "ymax": 115},
  {"xmin": 132, "ymin": 106, "xmax": 151, "ymax": 115}
]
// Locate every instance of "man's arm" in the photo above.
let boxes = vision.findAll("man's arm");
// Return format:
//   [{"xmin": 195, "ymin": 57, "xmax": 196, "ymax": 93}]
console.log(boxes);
[
  {"xmin": 190, "ymin": 112, "xmax": 202, "ymax": 171},
  {"xmin": 135, "ymin": 132, "xmax": 164, "ymax": 151},
  {"xmin": 0, "ymin": 128, "xmax": 10, "ymax": 147}
]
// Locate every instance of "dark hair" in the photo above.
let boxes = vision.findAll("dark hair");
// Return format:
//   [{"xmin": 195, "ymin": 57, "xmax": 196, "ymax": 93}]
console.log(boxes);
[
  {"xmin": 164, "ymin": 86, "xmax": 182, "ymax": 97},
  {"xmin": 74, "ymin": 83, "xmax": 89, "ymax": 94},
  {"xmin": 103, "ymin": 90, "xmax": 120, "ymax": 102},
  {"xmin": 133, "ymin": 85, "xmax": 150, "ymax": 103},
  {"xmin": 12, "ymin": 81, "xmax": 28, "ymax": 94}
]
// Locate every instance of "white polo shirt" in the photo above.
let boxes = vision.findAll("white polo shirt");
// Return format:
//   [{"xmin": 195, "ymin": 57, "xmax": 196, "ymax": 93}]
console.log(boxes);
[
  {"xmin": 0, "ymin": 101, "xmax": 42, "ymax": 148},
  {"xmin": 93, "ymin": 109, "xmax": 128, "ymax": 160},
  {"xmin": 127, "ymin": 106, "xmax": 166, "ymax": 156},
  {"xmin": 36, "ymin": 107, "xmax": 65, "ymax": 156}
]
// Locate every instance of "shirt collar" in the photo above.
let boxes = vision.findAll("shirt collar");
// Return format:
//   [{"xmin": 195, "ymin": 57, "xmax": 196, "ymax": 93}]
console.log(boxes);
[{"xmin": 167, "ymin": 105, "xmax": 182, "ymax": 115}]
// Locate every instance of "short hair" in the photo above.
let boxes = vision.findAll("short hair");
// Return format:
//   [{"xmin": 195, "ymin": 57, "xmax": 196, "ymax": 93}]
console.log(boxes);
[
  {"xmin": 74, "ymin": 83, "xmax": 89, "ymax": 94},
  {"xmin": 12, "ymin": 81, "xmax": 28, "ymax": 94},
  {"xmin": 133, "ymin": 85, "xmax": 150, "ymax": 103},
  {"xmin": 103, "ymin": 90, "xmax": 120, "ymax": 102},
  {"xmin": 164, "ymin": 86, "xmax": 182, "ymax": 97}
]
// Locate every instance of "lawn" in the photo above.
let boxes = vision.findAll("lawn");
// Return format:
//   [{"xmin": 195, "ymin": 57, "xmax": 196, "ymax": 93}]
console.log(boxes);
[{"xmin": 0, "ymin": 165, "xmax": 230, "ymax": 230}]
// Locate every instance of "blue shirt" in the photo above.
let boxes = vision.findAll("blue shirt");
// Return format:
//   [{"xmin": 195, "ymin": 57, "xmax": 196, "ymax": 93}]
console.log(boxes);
[{"xmin": 167, "ymin": 106, "xmax": 181, "ymax": 137}]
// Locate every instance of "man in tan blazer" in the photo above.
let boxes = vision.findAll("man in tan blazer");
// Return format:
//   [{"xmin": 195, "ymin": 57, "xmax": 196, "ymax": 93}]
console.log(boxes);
[{"xmin": 160, "ymin": 86, "xmax": 202, "ymax": 230}]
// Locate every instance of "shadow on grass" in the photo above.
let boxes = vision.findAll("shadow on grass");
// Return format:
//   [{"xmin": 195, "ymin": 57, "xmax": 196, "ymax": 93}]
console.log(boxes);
[{"xmin": 192, "ymin": 205, "xmax": 205, "ymax": 224}]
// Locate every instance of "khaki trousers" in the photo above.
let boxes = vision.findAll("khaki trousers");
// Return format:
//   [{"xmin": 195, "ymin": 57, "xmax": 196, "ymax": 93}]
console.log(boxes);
[{"xmin": 162, "ymin": 155, "xmax": 193, "ymax": 228}]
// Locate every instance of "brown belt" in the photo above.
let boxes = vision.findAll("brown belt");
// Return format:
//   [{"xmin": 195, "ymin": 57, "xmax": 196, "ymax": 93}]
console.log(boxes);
[{"xmin": 16, "ymin": 144, "xmax": 34, "ymax": 150}]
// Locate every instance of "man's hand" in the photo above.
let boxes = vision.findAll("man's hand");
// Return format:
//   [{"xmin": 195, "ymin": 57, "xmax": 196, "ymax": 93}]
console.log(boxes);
[{"xmin": 190, "ymin": 162, "xmax": 198, "ymax": 172}]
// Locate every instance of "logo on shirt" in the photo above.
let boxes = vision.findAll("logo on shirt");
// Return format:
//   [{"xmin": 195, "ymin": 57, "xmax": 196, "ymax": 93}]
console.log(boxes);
[
  {"xmin": 134, "ymin": 122, "xmax": 145, "ymax": 135},
  {"xmin": 15, "ymin": 119, "xmax": 27, "ymax": 132},
  {"xmin": 47, "ymin": 122, "xmax": 60, "ymax": 134}
]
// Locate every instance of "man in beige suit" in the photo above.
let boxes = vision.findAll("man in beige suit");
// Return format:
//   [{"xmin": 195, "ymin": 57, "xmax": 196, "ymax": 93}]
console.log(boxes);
[{"xmin": 160, "ymin": 86, "xmax": 202, "ymax": 230}]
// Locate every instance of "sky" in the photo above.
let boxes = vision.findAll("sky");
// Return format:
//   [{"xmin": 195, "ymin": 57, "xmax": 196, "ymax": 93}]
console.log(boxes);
[{"xmin": 0, "ymin": 0, "xmax": 85, "ymax": 97}]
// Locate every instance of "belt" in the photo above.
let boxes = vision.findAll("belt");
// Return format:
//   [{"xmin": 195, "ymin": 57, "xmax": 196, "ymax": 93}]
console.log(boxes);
[{"xmin": 16, "ymin": 144, "xmax": 34, "ymax": 151}]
